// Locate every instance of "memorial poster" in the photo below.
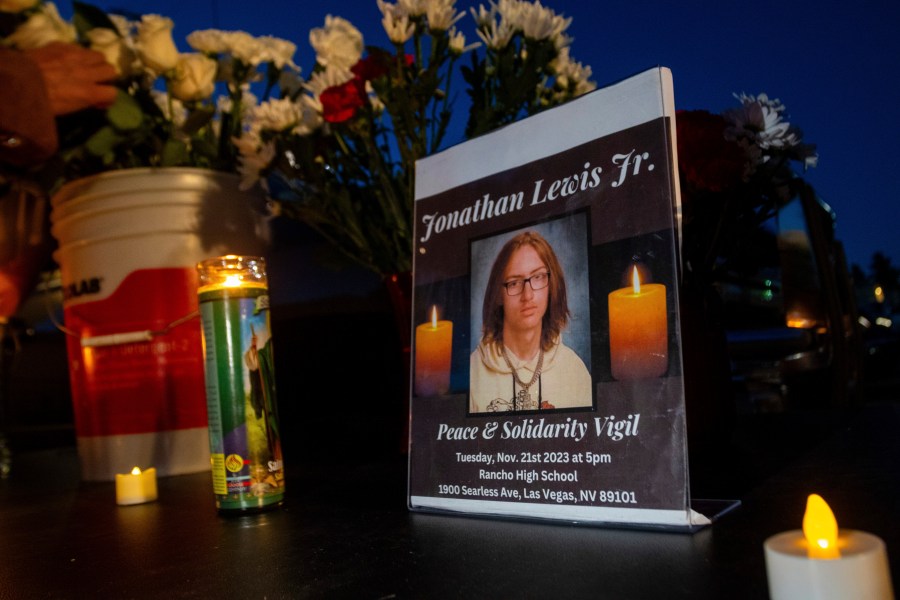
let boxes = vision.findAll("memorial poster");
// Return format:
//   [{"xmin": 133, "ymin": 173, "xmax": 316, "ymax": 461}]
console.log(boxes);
[{"xmin": 408, "ymin": 67, "xmax": 715, "ymax": 529}]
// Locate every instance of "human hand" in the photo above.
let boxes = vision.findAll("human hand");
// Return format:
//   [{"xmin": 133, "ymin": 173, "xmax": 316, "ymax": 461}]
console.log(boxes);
[{"xmin": 25, "ymin": 42, "xmax": 117, "ymax": 116}]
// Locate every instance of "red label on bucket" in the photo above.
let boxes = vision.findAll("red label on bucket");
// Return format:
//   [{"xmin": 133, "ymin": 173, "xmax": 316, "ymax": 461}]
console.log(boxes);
[{"xmin": 63, "ymin": 267, "xmax": 208, "ymax": 437}]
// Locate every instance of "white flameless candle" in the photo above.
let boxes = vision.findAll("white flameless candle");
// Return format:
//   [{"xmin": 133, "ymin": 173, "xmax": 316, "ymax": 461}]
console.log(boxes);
[
  {"xmin": 764, "ymin": 494, "xmax": 894, "ymax": 600},
  {"xmin": 115, "ymin": 466, "xmax": 158, "ymax": 505}
]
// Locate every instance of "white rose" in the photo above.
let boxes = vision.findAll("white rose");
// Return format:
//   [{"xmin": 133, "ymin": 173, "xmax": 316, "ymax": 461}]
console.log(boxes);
[
  {"xmin": 4, "ymin": 2, "xmax": 75, "ymax": 49},
  {"xmin": 309, "ymin": 15, "xmax": 363, "ymax": 70},
  {"xmin": 0, "ymin": 0, "xmax": 40, "ymax": 13},
  {"xmin": 86, "ymin": 27, "xmax": 137, "ymax": 77},
  {"xmin": 107, "ymin": 14, "xmax": 133, "ymax": 37},
  {"xmin": 169, "ymin": 53, "xmax": 218, "ymax": 102},
  {"xmin": 136, "ymin": 14, "xmax": 179, "ymax": 74}
]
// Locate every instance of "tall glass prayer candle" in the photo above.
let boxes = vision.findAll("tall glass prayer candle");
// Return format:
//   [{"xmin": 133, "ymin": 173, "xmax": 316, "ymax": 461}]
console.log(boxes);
[{"xmin": 197, "ymin": 256, "xmax": 284, "ymax": 513}]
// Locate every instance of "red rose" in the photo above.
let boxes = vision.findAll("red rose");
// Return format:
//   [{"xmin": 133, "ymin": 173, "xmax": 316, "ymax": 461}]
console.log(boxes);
[
  {"xmin": 351, "ymin": 54, "xmax": 389, "ymax": 81},
  {"xmin": 350, "ymin": 51, "xmax": 414, "ymax": 82},
  {"xmin": 676, "ymin": 110, "xmax": 746, "ymax": 193},
  {"xmin": 320, "ymin": 78, "xmax": 366, "ymax": 123}
]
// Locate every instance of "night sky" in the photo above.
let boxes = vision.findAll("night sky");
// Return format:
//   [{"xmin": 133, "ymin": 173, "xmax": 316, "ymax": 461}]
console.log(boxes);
[{"xmin": 69, "ymin": 0, "xmax": 900, "ymax": 274}]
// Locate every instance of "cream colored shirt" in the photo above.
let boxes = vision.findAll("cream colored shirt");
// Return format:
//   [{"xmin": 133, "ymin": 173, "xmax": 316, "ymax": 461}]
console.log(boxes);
[{"xmin": 469, "ymin": 338, "xmax": 592, "ymax": 413}]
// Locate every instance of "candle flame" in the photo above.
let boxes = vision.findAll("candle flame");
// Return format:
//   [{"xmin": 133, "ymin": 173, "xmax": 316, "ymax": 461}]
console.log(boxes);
[
  {"xmin": 431, "ymin": 305, "xmax": 438, "ymax": 328},
  {"xmin": 803, "ymin": 493, "xmax": 840, "ymax": 559},
  {"xmin": 224, "ymin": 274, "xmax": 242, "ymax": 287},
  {"xmin": 631, "ymin": 266, "xmax": 641, "ymax": 294},
  {"xmin": 131, "ymin": 466, "xmax": 142, "ymax": 475}
]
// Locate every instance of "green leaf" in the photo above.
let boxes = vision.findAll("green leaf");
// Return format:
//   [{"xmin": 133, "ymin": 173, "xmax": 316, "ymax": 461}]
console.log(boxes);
[
  {"xmin": 190, "ymin": 138, "xmax": 218, "ymax": 161},
  {"xmin": 84, "ymin": 126, "xmax": 121, "ymax": 157},
  {"xmin": 107, "ymin": 91, "xmax": 144, "ymax": 131},
  {"xmin": 181, "ymin": 107, "xmax": 215, "ymax": 136},
  {"xmin": 161, "ymin": 139, "xmax": 189, "ymax": 166},
  {"xmin": 73, "ymin": 1, "xmax": 120, "ymax": 38}
]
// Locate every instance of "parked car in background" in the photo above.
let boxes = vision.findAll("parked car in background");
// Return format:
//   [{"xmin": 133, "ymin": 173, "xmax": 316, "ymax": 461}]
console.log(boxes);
[{"xmin": 714, "ymin": 181, "xmax": 864, "ymax": 413}]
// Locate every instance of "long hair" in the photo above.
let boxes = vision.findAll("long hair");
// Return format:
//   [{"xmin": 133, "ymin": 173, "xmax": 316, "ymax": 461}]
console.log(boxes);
[{"xmin": 481, "ymin": 230, "xmax": 569, "ymax": 352}]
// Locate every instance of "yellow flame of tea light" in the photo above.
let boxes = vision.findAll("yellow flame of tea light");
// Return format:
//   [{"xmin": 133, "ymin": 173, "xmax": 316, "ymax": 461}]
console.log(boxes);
[{"xmin": 803, "ymin": 494, "xmax": 840, "ymax": 559}]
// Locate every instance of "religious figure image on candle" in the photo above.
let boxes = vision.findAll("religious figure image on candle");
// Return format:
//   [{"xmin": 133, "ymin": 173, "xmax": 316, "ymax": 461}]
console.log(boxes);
[
  {"xmin": 607, "ymin": 265, "xmax": 668, "ymax": 380},
  {"xmin": 242, "ymin": 318, "xmax": 284, "ymax": 495},
  {"xmin": 469, "ymin": 225, "xmax": 592, "ymax": 413}
]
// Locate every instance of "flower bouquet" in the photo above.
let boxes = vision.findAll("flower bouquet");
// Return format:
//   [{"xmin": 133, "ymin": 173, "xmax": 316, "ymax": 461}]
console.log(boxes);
[
  {"xmin": 1, "ymin": 0, "xmax": 301, "ymax": 187},
  {"xmin": 3, "ymin": 0, "xmax": 596, "ymax": 279},
  {"xmin": 235, "ymin": 0, "xmax": 597, "ymax": 276},
  {"xmin": 676, "ymin": 92, "xmax": 818, "ymax": 283}
]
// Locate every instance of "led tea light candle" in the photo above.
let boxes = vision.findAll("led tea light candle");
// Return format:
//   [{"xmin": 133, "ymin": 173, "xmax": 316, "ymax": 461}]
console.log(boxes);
[
  {"xmin": 608, "ymin": 266, "xmax": 668, "ymax": 380},
  {"xmin": 115, "ymin": 466, "xmax": 158, "ymax": 505},
  {"xmin": 414, "ymin": 305, "xmax": 453, "ymax": 396},
  {"xmin": 764, "ymin": 494, "xmax": 894, "ymax": 600}
]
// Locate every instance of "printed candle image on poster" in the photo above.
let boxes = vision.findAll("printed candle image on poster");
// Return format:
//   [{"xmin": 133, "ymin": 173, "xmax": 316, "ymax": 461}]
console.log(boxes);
[
  {"xmin": 589, "ymin": 231, "xmax": 680, "ymax": 383},
  {"xmin": 468, "ymin": 214, "xmax": 593, "ymax": 414}
]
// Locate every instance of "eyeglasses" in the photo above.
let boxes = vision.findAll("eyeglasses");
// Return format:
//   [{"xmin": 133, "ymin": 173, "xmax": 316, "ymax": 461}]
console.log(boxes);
[{"xmin": 502, "ymin": 272, "xmax": 550, "ymax": 296}]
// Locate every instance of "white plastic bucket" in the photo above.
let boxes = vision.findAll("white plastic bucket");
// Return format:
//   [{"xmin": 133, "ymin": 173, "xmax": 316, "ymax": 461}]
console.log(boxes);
[{"xmin": 51, "ymin": 168, "xmax": 269, "ymax": 481}]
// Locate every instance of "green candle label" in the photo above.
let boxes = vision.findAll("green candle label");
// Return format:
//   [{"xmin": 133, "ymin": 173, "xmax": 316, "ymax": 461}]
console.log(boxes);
[{"xmin": 199, "ymin": 287, "xmax": 284, "ymax": 511}]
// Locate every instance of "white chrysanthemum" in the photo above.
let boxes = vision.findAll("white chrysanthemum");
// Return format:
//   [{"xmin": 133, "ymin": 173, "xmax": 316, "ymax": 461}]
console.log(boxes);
[
  {"xmin": 519, "ymin": 1, "xmax": 570, "ymax": 41},
  {"xmin": 223, "ymin": 31, "xmax": 264, "ymax": 66},
  {"xmin": 190, "ymin": 30, "xmax": 298, "ymax": 69},
  {"xmin": 724, "ymin": 93, "xmax": 819, "ymax": 169},
  {"xmin": 209, "ymin": 29, "xmax": 299, "ymax": 70},
  {"xmin": 250, "ymin": 97, "xmax": 304, "ymax": 133},
  {"xmin": 217, "ymin": 86, "xmax": 258, "ymax": 117},
  {"xmin": 448, "ymin": 27, "xmax": 480, "ymax": 55},
  {"xmin": 495, "ymin": 0, "xmax": 524, "ymax": 30},
  {"xmin": 551, "ymin": 46, "xmax": 594, "ymax": 96},
  {"xmin": 725, "ymin": 93, "xmax": 795, "ymax": 150},
  {"xmin": 802, "ymin": 150, "xmax": 819, "ymax": 169},
  {"xmin": 234, "ymin": 132, "xmax": 277, "ymax": 191},
  {"xmin": 426, "ymin": 0, "xmax": 464, "ymax": 31},
  {"xmin": 365, "ymin": 81, "xmax": 385, "ymax": 114},
  {"xmin": 151, "ymin": 90, "xmax": 187, "ymax": 129},
  {"xmin": 291, "ymin": 94, "xmax": 325, "ymax": 135},
  {"xmin": 217, "ymin": 94, "xmax": 233, "ymax": 115},
  {"xmin": 398, "ymin": 0, "xmax": 428, "ymax": 16},
  {"xmin": 303, "ymin": 65, "xmax": 355, "ymax": 113},
  {"xmin": 186, "ymin": 29, "xmax": 229, "ymax": 54},
  {"xmin": 476, "ymin": 19, "xmax": 515, "ymax": 50},
  {"xmin": 469, "ymin": 3, "xmax": 493, "ymax": 27},
  {"xmin": 256, "ymin": 35, "xmax": 298, "ymax": 70},
  {"xmin": 309, "ymin": 16, "xmax": 364, "ymax": 70},
  {"xmin": 303, "ymin": 65, "xmax": 355, "ymax": 97},
  {"xmin": 279, "ymin": 70, "xmax": 306, "ymax": 97},
  {"xmin": 378, "ymin": 1, "xmax": 416, "ymax": 44},
  {"xmin": 472, "ymin": 0, "xmax": 531, "ymax": 49}
]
